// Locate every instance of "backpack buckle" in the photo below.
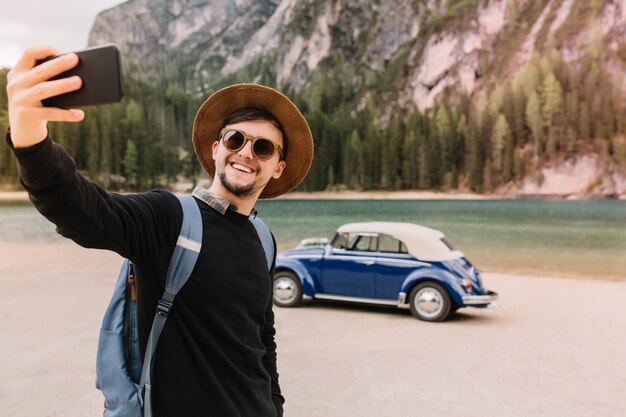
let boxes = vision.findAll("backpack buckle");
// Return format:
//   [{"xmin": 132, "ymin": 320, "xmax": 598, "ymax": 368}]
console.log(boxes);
[{"xmin": 156, "ymin": 299, "xmax": 172, "ymax": 316}]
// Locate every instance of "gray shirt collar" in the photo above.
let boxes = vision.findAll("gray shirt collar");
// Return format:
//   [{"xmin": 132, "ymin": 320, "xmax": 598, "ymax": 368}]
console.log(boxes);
[{"xmin": 191, "ymin": 186, "xmax": 258, "ymax": 217}]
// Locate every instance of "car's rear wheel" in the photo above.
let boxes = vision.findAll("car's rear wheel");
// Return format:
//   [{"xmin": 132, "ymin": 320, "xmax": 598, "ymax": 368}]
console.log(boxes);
[
  {"xmin": 409, "ymin": 282, "xmax": 452, "ymax": 322},
  {"xmin": 273, "ymin": 271, "xmax": 302, "ymax": 307}
]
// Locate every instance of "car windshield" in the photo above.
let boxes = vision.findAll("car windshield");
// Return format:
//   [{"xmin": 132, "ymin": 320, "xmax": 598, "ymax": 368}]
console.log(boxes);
[{"xmin": 331, "ymin": 232, "xmax": 349, "ymax": 249}]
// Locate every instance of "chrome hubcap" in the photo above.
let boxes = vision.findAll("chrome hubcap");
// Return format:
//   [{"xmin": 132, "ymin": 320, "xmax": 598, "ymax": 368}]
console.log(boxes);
[
  {"xmin": 414, "ymin": 287, "xmax": 443, "ymax": 318},
  {"xmin": 274, "ymin": 277, "xmax": 297, "ymax": 304}
]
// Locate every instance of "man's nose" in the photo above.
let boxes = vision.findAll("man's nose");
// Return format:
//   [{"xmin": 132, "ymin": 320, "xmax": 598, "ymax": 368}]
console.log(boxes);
[{"xmin": 238, "ymin": 139, "xmax": 255, "ymax": 159}]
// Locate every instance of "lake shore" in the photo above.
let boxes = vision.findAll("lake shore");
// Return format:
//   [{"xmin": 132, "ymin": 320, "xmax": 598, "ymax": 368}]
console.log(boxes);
[
  {"xmin": 6, "ymin": 187, "xmax": 626, "ymax": 201},
  {"xmin": 0, "ymin": 189, "xmax": 493, "ymax": 202},
  {"xmin": 1, "ymin": 240, "xmax": 625, "ymax": 417},
  {"xmin": 0, "ymin": 191, "xmax": 29, "ymax": 201},
  {"xmin": 277, "ymin": 190, "xmax": 491, "ymax": 200}
]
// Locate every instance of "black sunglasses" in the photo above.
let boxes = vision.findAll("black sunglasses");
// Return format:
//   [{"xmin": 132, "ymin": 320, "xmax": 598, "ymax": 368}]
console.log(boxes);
[{"xmin": 219, "ymin": 129, "xmax": 284, "ymax": 161}]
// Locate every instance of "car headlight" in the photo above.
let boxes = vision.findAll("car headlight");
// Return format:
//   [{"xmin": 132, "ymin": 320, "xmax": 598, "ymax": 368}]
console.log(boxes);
[{"xmin": 462, "ymin": 278, "xmax": 473, "ymax": 293}]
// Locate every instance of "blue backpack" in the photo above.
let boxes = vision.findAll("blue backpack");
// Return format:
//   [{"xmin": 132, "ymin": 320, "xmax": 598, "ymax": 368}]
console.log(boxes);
[{"xmin": 95, "ymin": 195, "xmax": 275, "ymax": 417}]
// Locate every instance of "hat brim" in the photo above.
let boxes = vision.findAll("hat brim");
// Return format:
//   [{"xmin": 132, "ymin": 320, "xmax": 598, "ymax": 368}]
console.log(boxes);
[{"xmin": 192, "ymin": 84, "xmax": 314, "ymax": 199}]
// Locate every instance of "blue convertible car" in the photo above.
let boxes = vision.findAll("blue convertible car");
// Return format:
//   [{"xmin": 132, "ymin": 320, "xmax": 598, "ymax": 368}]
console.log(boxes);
[{"xmin": 273, "ymin": 222, "xmax": 498, "ymax": 322}]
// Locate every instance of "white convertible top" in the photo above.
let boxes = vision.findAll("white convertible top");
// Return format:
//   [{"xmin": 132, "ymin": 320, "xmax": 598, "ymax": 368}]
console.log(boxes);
[{"xmin": 336, "ymin": 222, "xmax": 465, "ymax": 261}]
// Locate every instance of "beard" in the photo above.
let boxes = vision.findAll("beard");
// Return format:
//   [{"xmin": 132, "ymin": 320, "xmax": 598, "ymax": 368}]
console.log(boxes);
[{"xmin": 218, "ymin": 171, "xmax": 256, "ymax": 197}]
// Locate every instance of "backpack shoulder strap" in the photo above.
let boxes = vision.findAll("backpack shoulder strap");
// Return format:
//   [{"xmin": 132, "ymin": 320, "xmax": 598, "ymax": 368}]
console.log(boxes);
[
  {"xmin": 249, "ymin": 215, "xmax": 275, "ymax": 271},
  {"xmin": 165, "ymin": 195, "xmax": 203, "ymax": 293},
  {"xmin": 140, "ymin": 194, "xmax": 203, "ymax": 417}
]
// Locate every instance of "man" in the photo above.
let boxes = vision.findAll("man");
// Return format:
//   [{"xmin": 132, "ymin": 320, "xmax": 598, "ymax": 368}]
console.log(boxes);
[{"xmin": 5, "ymin": 46, "xmax": 314, "ymax": 417}]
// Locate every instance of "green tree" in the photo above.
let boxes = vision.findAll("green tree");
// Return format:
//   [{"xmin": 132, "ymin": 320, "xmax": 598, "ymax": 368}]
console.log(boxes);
[
  {"xmin": 525, "ymin": 91, "xmax": 543, "ymax": 163},
  {"xmin": 0, "ymin": 104, "xmax": 19, "ymax": 186},
  {"xmin": 466, "ymin": 121, "xmax": 484, "ymax": 192},
  {"xmin": 97, "ymin": 107, "xmax": 115, "ymax": 188},
  {"xmin": 490, "ymin": 113, "xmax": 514, "ymax": 183},
  {"xmin": 362, "ymin": 123, "xmax": 381, "ymax": 190},
  {"xmin": 434, "ymin": 104, "xmax": 453, "ymax": 178},
  {"xmin": 565, "ymin": 90, "xmax": 579, "ymax": 140},
  {"xmin": 381, "ymin": 116, "xmax": 403, "ymax": 190},
  {"xmin": 402, "ymin": 128, "xmax": 420, "ymax": 189},
  {"xmin": 519, "ymin": 54, "xmax": 542, "ymax": 97},
  {"xmin": 613, "ymin": 137, "xmax": 626, "ymax": 165},
  {"xmin": 165, "ymin": 83, "xmax": 191, "ymax": 146},
  {"xmin": 85, "ymin": 110, "xmax": 102, "ymax": 181},
  {"xmin": 121, "ymin": 100, "xmax": 146, "ymax": 187},
  {"xmin": 542, "ymin": 72, "xmax": 564, "ymax": 158},
  {"xmin": 418, "ymin": 120, "xmax": 440, "ymax": 189},
  {"xmin": 579, "ymin": 101, "xmax": 591, "ymax": 142},
  {"xmin": 344, "ymin": 129, "xmax": 364, "ymax": 189},
  {"xmin": 123, "ymin": 139, "xmax": 139, "ymax": 188},
  {"xmin": 591, "ymin": 92, "xmax": 604, "ymax": 140}
]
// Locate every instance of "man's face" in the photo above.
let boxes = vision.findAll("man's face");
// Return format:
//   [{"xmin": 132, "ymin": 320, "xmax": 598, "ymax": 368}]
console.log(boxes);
[{"xmin": 211, "ymin": 119, "xmax": 286, "ymax": 200}]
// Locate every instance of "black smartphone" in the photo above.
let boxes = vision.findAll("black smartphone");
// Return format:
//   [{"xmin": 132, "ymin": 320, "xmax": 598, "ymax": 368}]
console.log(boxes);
[{"xmin": 38, "ymin": 44, "xmax": 124, "ymax": 108}]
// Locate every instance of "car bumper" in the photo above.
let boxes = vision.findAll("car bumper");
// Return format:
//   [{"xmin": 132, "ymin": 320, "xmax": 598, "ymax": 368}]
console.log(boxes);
[{"xmin": 462, "ymin": 290, "xmax": 498, "ymax": 307}]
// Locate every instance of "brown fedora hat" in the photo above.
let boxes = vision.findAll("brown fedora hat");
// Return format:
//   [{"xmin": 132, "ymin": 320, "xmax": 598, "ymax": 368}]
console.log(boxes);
[{"xmin": 192, "ymin": 83, "xmax": 314, "ymax": 199}]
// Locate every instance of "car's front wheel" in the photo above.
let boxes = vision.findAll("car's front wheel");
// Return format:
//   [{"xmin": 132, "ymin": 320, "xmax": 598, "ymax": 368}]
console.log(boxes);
[
  {"xmin": 273, "ymin": 271, "xmax": 303, "ymax": 307},
  {"xmin": 409, "ymin": 282, "xmax": 452, "ymax": 322}
]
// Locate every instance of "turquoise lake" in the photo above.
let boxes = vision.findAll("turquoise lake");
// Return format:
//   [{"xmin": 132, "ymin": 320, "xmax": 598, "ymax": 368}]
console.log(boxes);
[{"xmin": 1, "ymin": 199, "xmax": 625, "ymax": 280}]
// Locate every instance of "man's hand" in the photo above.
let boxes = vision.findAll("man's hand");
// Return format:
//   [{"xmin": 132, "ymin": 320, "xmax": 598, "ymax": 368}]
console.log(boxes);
[{"xmin": 6, "ymin": 46, "xmax": 85, "ymax": 149}]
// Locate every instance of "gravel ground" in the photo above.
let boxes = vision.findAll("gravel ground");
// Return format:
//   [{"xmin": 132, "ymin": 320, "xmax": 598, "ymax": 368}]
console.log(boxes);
[{"xmin": 1, "ymin": 242, "xmax": 625, "ymax": 417}]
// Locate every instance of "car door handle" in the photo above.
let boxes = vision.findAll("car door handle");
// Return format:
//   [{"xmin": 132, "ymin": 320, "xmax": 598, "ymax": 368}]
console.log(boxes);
[{"xmin": 359, "ymin": 260, "xmax": 375, "ymax": 266}]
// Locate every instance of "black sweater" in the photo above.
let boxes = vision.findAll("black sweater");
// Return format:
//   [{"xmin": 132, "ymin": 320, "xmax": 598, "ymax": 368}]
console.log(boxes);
[{"xmin": 9, "ymin": 135, "xmax": 284, "ymax": 417}]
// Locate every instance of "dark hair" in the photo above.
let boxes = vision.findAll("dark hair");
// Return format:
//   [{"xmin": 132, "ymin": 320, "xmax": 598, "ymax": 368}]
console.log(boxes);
[{"xmin": 222, "ymin": 107, "xmax": 287, "ymax": 159}]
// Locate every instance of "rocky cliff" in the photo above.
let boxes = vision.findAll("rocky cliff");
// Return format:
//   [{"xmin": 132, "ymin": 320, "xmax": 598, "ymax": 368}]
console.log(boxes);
[
  {"xmin": 89, "ymin": 0, "xmax": 626, "ymax": 197},
  {"xmin": 89, "ymin": 0, "xmax": 280, "ymax": 91},
  {"xmin": 91, "ymin": 1, "xmax": 626, "ymax": 102},
  {"xmin": 504, "ymin": 154, "xmax": 626, "ymax": 198}
]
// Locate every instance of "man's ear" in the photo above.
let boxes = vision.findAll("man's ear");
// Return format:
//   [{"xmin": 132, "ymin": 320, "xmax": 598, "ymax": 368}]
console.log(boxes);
[
  {"xmin": 211, "ymin": 140, "xmax": 219, "ymax": 159},
  {"xmin": 272, "ymin": 160, "xmax": 286, "ymax": 179}
]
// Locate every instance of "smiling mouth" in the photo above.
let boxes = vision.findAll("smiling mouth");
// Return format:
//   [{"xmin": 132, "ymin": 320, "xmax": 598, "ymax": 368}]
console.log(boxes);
[{"xmin": 230, "ymin": 162, "xmax": 254, "ymax": 174}]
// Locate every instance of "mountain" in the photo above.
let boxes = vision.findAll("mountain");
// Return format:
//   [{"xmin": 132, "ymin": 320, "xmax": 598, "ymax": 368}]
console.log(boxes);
[{"xmin": 87, "ymin": 0, "xmax": 626, "ymax": 198}]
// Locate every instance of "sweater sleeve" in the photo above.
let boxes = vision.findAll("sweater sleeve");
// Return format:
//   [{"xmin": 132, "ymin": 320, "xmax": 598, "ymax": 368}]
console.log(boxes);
[
  {"xmin": 6, "ymin": 132, "xmax": 181, "ymax": 267},
  {"xmin": 261, "ymin": 236, "xmax": 285, "ymax": 417}
]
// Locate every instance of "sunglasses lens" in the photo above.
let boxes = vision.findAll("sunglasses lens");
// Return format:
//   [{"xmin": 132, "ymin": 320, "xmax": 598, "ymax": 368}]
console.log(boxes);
[
  {"xmin": 253, "ymin": 139, "xmax": 276, "ymax": 160},
  {"xmin": 221, "ymin": 129, "xmax": 278, "ymax": 160},
  {"xmin": 222, "ymin": 130, "xmax": 245, "ymax": 151}
]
